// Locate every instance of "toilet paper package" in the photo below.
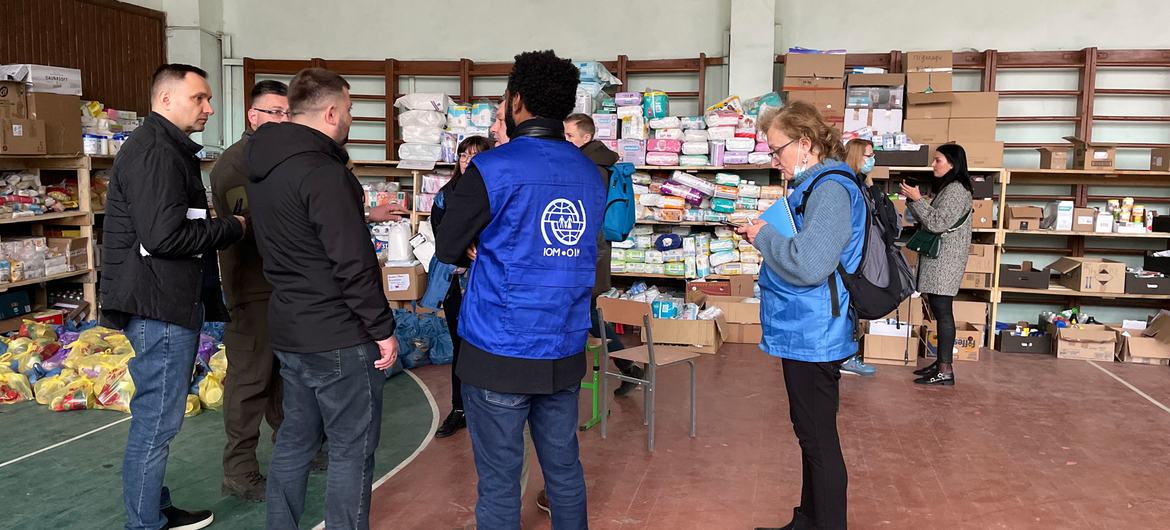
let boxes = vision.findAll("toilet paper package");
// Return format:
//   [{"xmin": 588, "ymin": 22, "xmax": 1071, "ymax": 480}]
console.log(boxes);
[
  {"xmin": 470, "ymin": 102, "xmax": 496, "ymax": 127},
  {"xmin": 715, "ymin": 173, "xmax": 741, "ymax": 186},
  {"xmin": 617, "ymin": 139, "xmax": 646, "ymax": 165},
  {"xmin": 615, "ymin": 92, "xmax": 643, "ymax": 106},
  {"xmin": 621, "ymin": 115, "xmax": 649, "ymax": 140},
  {"xmin": 617, "ymin": 106, "xmax": 644, "ymax": 118},
  {"xmin": 654, "ymin": 128, "xmax": 685, "ymax": 140},
  {"xmin": 724, "ymin": 152, "xmax": 750, "ymax": 165},
  {"xmin": 679, "ymin": 155, "xmax": 710, "ymax": 167},
  {"xmin": 668, "ymin": 171, "xmax": 716, "ymax": 196},
  {"xmin": 705, "ymin": 110, "xmax": 740, "ymax": 127},
  {"xmin": 684, "ymin": 129, "xmax": 710, "ymax": 142},
  {"xmin": 394, "ymin": 93, "xmax": 453, "ymax": 112},
  {"xmin": 646, "ymin": 152, "xmax": 680, "ymax": 166},
  {"xmin": 682, "ymin": 141, "xmax": 710, "ymax": 155},
  {"xmin": 708, "ymin": 126, "xmax": 736, "ymax": 141},
  {"xmin": 680, "ymin": 116, "xmax": 707, "ymax": 130},
  {"xmin": 647, "ymin": 139, "xmax": 683, "ymax": 153},
  {"xmin": 592, "ymin": 114, "xmax": 619, "ymax": 140},
  {"xmin": 660, "ymin": 182, "xmax": 704, "ymax": 205},
  {"xmin": 726, "ymin": 137, "xmax": 756, "ymax": 153},
  {"xmin": 748, "ymin": 152, "xmax": 773, "ymax": 165},
  {"xmin": 399, "ymin": 110, "xmax": 447, "ymax": 128},
  {"xmin": 399, "ymin": 143, "xmax": 443, "ymax": 161},
  {"xmin": 643, "ymin": 91, "xmax": 669, "ymax": 120},
  {"xmin": 446, "ymin": 105, "xmax": 471, "ymax": 129},
  {"xmin": 648, "ymin": 116, "xmax": 681, "ymax": 130},
  {"xmin": 402, "ymin": 126, "xmax": 444, "ymax": 145}
]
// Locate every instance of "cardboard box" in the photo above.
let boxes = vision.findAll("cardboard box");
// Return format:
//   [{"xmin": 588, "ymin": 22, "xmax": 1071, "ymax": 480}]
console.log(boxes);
[
  {"xmin": 0, "ymin": 64, "xmax": 83, "ymax": 96},
  {"xmin": 971, "ymin": 176, "xmax": 996, "ymax": 200},
  {"xmin": 846, "ymin": 73, "xmax": 906, "ymax": 88},
  {"xmin": 1072, "ymin": 207, "xmax": 1096, "ymax": 232},
  {"xmin": 906, "ymin": 51, "xmax": 954, "ymax": 72},
  {"xmin": 1047, "ymin": 257, "xmax": 1126, "ymax": 294},
  {"xmin": 844, "ymin": 108, "xmax": 870, "ymax": 133},
  {"xmin": 869, "ymin": 319, "xmax": 914, "ymax": 337},
  {"xmin": 1064, "ymin": 136, "xmax": 1115, "ymax": 170},
  {"xmin": 1144, "ymin": 252, "xmax": 1170, "ymax": 275},
  {"xmin": 1095, "ymin": 211, "xmax": 1114, "ymax": 233},
  {"xmin": 46, "ymin": 237, "xmax": 89, "ymax": 272},
  {"xmin": 1038, "ymin": 147, "xmax": 1069, "ymax": 169},
  {"xmin": 947, "ymin": 118, "xmax": 997, "ymax": 143},
  {"xmin": 874, "ymin": 146, "xmax": 929, "ymax": 167},
  {"xmin": 881, "ymin": 295, "xmax": 925, "ymax": 325},
  {"xmin": 905, "ymin": 92, "xmax": 954, "ymax": 119},
  {"xmin": 1115, "ymin": 330, "xmax": 1170, "ymax": 365},
  {"xmin": 0, "ymin": 118, "xmax": 46, "ymax": 154},
  {"xmin": 1125, "ymin": 273, "xmax": 1170, "ymax": 295},
  {"xmin": 1045, "ymin": 200, "xmax": 1074, "ymax": 231},
  {"xmin": 784, "ymin": 53, "xmax": 846, "ymax": 79},
  {"xmin": 906, "ymin": 72, "xmax": 952, "ymax": 94},
  {"xmin": 972, "ymin": 199, "xmax": 995, "ymax": 228},
  {"xmin": 786, "ymin": 89, "xmax": 846, "ymax": 127},
  {"xmin": 965, "ymin": 243, "xmax": 995, "ymax": 274},
  {"xmin": 0, "ymin": 80, "xmax": 28, "ymax": 119},
  {"xmin": 952, "ymin": 301, "xmax": 990, "ymax": 327},
  {"xmin": 686, "ymin": 275, "xmax": 754, "ymax": 302},
  {"xmin": 597, "ymin": 296, "xmax": 727, "ymax": 354},
  {"xmin": 869, "ymin": 109, "xmax": 903, "ymax": 135},
  {"xmin": 903, "ymin": 118, "xmax": 949, "ymax": 144},
  {"xmin": 784, "ymin": 77, "xmax": 845, "ymax": 90},
  {"xmin": 1151, "ymin": 148, "xmax": 1170, "ymax": 171},
  {"xmin": 962, "ymin": 142, "xmax": 1005, "ymax": 168},
  {"xmin": 996, "ymin": 331, "xmax": 1052, "ymax": 354},
  {"xmin": 999, "ymin": 261, "xmax": 1049, "ymax": 289},
  {"xmin": 700, "ymin": 294, "xmax": 761, "ymax": 344},
  {"xmin": 1143, "ymin": 310, "xmax": 1170, "ymax": 346},
  {"xmin": 26, "ymin": 93, "xmax": 81, "ymax": 154},
  {"xmin": 1055, "ymin": 325, "xmax": 1116, "ymax": 361},
  {"xmin": 1005, "ymin": 205, "xmax": 1044, "ymax": 230},
  {"xmin": 949, "ymin": 92, "xmax": 999, "ymax": 118},
  {"xmin": 961, "ymin": 272, "xmax": 991, "ymax": 290},
  {"xmin": 922, "ymin": 321, "xmax": 982, "ymax": 361},
  {"xmin": 0, "ymin": 290, "xmax": 32, "ymax": 319},
  {"xmin": 860, "ymin": 321, "xmax": 917, "ymax": 366},
  {"xmin": 382, "ymin": 264, "xmax": 426, "ymax": 301}
]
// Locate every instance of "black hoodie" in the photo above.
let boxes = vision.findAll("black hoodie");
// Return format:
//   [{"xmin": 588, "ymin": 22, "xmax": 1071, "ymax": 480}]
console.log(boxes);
[{"xmin": 246, "ymin": 122, "xmax": 394, "ymax": 354}]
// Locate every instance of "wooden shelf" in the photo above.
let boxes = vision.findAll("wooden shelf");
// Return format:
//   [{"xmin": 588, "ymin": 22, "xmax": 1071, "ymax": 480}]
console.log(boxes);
[
  {"xmin": 612, "ymin": 272, "xmax": 758, "ymax": 281},
  {"xmin": 1003, "ymin": 229, "xmax": 1170, "ymax": 239},
  {"xmin": 0, "ymin": 269, "xmax": 91, "ymax": 293},
  {"xmin": 1006, "ymin": 168, "xmax": 1170, "ymax": 186},
  {"xmin": 635, "ymin": 220, "xmax": 726, "ymax": 227},
  {"xmin": 0, "ymin": 211, "xmax": 90, "ymax": 225},
  {"xmin": 633, "ymin": 165, "xmax": 774, "ymax": 172},
  {"xmin": 997, "ymin": 283, "xmax": 1170, "ymax": 301}
]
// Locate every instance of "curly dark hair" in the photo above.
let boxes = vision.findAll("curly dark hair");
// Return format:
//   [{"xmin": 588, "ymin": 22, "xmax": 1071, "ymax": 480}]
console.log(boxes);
[{"xmin": 506, "ymin": 50, "xmax": 579, "ymax": 121}]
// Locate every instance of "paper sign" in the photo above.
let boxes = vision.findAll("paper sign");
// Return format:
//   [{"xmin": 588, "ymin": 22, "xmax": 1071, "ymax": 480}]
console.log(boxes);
[{"xmin": 385, "ymin": 273, "xmax": 411, "ymax": 292}]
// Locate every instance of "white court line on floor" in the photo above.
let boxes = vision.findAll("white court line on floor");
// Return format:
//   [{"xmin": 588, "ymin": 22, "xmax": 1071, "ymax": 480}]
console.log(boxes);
[
  {"xmin": 1089, "ymin": 361, "xmax": 1170, "ymax": 415},
  {"xmin": 0, "ymin": 415, "xmax": 132, "ymax": 469},
  {"xmin": 312, "ymin": 368, "xmax": 440, "ymax": 530}
]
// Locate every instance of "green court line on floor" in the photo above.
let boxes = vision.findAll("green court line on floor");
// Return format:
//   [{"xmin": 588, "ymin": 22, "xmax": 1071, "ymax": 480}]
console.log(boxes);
[
  {"xmin": 0, "ymin": 401, "xmax": 133, "ymax": 463},
  {"xmin": 2, "ymin": 370, "xmax": 434, "ymax": 530}
]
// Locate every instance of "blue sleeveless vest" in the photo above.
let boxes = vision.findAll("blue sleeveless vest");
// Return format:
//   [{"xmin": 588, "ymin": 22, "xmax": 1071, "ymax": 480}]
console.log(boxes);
[
  {"xmin": 757, "ymin": 161, "xmax": 866, "ymax": 362},
  {"xmin": 458, "ymin": 136, "xmax": 604, "ymax": 360}
]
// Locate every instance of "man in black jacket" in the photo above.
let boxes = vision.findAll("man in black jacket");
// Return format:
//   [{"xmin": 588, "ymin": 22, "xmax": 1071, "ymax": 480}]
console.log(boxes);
[
  {"xmin": 246, "ymin": 67, "xmax": 397, "ymax": 530},
  {"xmin": 103, "ymin": 63, "xmax": 244, "ymax": 530}
]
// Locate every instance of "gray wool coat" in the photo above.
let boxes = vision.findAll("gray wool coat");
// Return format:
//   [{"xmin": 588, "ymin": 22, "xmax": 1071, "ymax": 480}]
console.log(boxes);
[{"xmin": 908, "ymin": 181, "xmax": 973, "ymax": 296}]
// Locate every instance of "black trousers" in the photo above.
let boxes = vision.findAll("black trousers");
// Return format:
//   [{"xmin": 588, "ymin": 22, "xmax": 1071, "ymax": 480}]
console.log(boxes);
[
  {"xmin": 446, "ymin": 280, "xmax": 464, "ymax": 411},
  {"xmin": 926, "ymin": 294, "xmax": 956, "ymax": 364},
  {"xmin": 781, "ymin": 357, "xmax": 848, "ymax": 530},
  {"xmin": 222, "ymin": 299, "xmax": 283, "ymax": 480}
]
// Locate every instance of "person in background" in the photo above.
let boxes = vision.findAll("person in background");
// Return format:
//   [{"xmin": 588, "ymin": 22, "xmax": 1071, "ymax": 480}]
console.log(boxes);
[
  {"xmin": 246, "ymin": 67, "xmax": 398, "ymax": 530},
  {"xmin": 104, "ymin": 63, "xmax": 245, "ymax": 530},
  {"xmin": 563, "ymin": 113, "xmax": 643, "ymax": 395},
  {"xmin": 901, "ymin": 143, "xmax": 973, "ymax": 386},
  {"xmin": 738, "ymin": 101, "xmax": 864, "ymax": 530},
  {"xmin": 431, "ymin": 134, "xmax": 494, "ymax": 439},
  {"xmin": 435, "ymin": 50, "xmax": 598, "ymax": 530},
  {"xmin": 837, "ymin": 139, "xmax": 880, "ymax": 377}
]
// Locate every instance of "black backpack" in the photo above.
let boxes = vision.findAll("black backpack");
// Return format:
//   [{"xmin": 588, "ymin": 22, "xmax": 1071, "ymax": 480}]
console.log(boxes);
[{"xmin": 796, "ymin": 170, "xmax": 916, "ymax": 320}]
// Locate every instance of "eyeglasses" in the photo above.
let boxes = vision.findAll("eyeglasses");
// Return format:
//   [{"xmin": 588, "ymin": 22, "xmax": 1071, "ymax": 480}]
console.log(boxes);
[
  {"xmin": 253, "ymin": 108, "xmax": 290, "ymax": 118},
  {"xmin": 459, "ymin": 152, "xmax": 477, "ymax": 161},
  {"xmin": 769, "ymin": 140, "xmax": 795, "ymax": 160}
]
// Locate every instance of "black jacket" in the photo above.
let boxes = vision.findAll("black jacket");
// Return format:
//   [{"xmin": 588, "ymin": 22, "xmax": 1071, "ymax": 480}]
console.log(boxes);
[
  {"xmin": 210, "ymin": 130, "xmax": 272, "ymax": 309},
  {"xmin": 579, "ymin": 140, "xmax": 618, "ymax": 296},
  {"xmin": 246, "ymin": 122, "xmax": 395, "ymax": 354},
  {"xmin": 100, "ymin": 112, "xmax": 243, "ymax": 331}
]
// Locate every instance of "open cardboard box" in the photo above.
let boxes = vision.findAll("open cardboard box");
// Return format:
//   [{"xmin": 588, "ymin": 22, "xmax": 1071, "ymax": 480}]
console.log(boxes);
[
  {"xmin": 1055, "ymin": 325, "xmax": 1116, "ymax": 361},
  {"xmin": 596, "ymin": 296, "xmax": 727, "ymax": 354},
  {"xmin": 965, "ymin": 244, "xmax": 995, "ymax": 274},
  {"xmin": 1112, "ymin": 320, "xmax": 1170, "ymax": 365},
  {"xmin": 860, "ymin": 320, "xmax": 918, "ymax": 366},
  {"xmin": 1063, "ymin": 136, "xmax": 1116, "ymax": 170},
  {"xmin": 1047, "ymin": 257, "xmax": 1126, "ymax": 294},
  {"xmin": 1005, "ymin": 205, "xmax": 1044, "ymax": 231},
  {"xmin": 999, "ymin": 261, "xmax": 1049, "ymax": 290},
  {"xmin": 697, "ymin": 291, "xmax": 761, "ymax": 345},
  {"xmin": 921, "ymin": 320, "xmax": 982, "ymax": 361}
]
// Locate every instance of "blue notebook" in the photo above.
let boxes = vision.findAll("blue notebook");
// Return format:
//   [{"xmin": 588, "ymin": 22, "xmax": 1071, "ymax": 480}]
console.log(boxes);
[{"xmin": 759, "ymin": 198, "xmax": 798, "ymax": 238}]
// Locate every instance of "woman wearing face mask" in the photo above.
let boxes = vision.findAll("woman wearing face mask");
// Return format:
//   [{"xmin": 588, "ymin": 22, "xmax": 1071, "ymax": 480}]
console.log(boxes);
[
  {"xmin": 431, "ymin": 135, "xmax": 494, "ymax": 438},
  {"xmin": 900, "ymin": 143, "xmax": 973, "ymax": 385},
  {"xmin": 738, "ymin": 101, "xmax": 865, "ymax": 530},
  {"xmin": 836, "ymin": 139, "xmax": 880, "ymax": 377}
]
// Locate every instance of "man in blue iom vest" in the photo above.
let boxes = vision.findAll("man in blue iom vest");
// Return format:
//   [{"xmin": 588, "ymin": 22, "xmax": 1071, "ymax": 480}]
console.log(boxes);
[{"xmin": 436, "ymin": 50, "xmax": 602, "ymax": 529}]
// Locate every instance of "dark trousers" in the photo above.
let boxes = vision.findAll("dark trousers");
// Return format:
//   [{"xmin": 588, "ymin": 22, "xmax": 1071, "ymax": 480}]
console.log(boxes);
[
  {"xmin": 590, "ymin": 303, "xmax": 632, "ymax": 372},
  {"xmin": 781, "ymin": 358, "xmax": 848, "ymax": 530},
  {"xmin": 222, "ymin": 299, "xmax": 283, "ymax": 480},
  {"xmin": 926, "ymin": 294, "xmax": 956, "ymax": 364},
  {"xmin": 446, "ymin": 281, "xmax": 464, "ymax": 410}
]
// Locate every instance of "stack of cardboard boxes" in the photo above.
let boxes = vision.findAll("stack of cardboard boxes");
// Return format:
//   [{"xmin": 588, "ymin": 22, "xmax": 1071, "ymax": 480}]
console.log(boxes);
[
  {"xmin": 843, "ymin": 73, "xmax": 905, "ymax": 136},
  {"xmin": 0, "ymin": 64, "xmax": 83, "ymax": 155},
  {"xmin": 900, "ymin": 50, "xmax": 1004, "ymax": 168},
  {"xmin": 782, "ymin": 53, "xmax": 846, "ymax": 131}
]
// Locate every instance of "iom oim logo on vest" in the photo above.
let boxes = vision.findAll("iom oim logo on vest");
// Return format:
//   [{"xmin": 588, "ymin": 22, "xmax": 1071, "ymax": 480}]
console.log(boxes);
[{"xmin": 540, "ymin": 198, "xmax": 587, "ymax": 257}]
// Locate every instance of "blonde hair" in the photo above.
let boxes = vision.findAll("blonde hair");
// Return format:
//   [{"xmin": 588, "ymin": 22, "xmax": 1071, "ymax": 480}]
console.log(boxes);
[
  {"xmin": 758, "ymin": 101, "xmax": 846, "ymax": 163},
  {"xmin": 844, "ymin": 138, "xmax": 875, "ymax": 186}
]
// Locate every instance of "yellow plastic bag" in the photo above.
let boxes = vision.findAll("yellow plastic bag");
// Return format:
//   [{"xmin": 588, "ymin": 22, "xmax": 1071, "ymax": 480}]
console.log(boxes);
[
  {"xmin": 34, "ymin": 374, "xmax": 73, "ymax": 405},
  {"xmin": 209, "ymin": 346, "xmax": 228, "ymax": 375},
  {"xmin": 50, "ymin": 377, "xmax": 94, "ymax": 411},
  {"xmin": 65, "ymin": 353, "xmax": 133, "ymax": 377},
  {"xmin": 20, "ymin": 321, "xmax": 57, "ymax": 341},
  {"xmin": 198, "ymin": 374, "xmax": 224, "ymax": 410},
  {"xmin": 0, "ymin": 372, "xmax": 34, "ymax": 404},
  {"xmin": 184, "ymin": 394, "xmax": 202, "ymax": 417},
  {"xmin": 94, "ymin": 365, "xmax": 135, "ymax": 413}
]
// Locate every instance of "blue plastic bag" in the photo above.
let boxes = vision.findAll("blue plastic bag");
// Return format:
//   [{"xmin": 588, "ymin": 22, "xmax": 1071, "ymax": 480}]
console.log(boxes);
[{"xmin": 392, "ymin": 307, "xmax": 454, "ymax": 368}]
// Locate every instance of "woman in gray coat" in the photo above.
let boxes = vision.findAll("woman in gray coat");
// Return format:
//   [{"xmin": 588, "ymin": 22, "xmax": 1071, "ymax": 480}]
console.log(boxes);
[{"xmin": 900, "ymin": 143, "xmax": 973, "ymax": 385}]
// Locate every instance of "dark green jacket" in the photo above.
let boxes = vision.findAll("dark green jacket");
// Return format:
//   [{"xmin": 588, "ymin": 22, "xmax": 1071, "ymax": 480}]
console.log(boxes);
[{"xmin": 211, "ymin": 130, "xmax": 272, "ymax": 308}]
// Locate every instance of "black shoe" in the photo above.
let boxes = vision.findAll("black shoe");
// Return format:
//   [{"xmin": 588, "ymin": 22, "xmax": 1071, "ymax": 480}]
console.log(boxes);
[
  {"xmin": 757, "ymin": 507, "xmax": 814, "ymax": 530},
  {"xmin": 536, "ymin": 489, "xmax": 550, "ymax": 515},
  {"xmin": 163, "ymin": 506, "xmax": 214, "ymax": 530},
  {"xmin": 615, "ymin": 365, "xmax": 644, "ymax": 397},
  {"xmin": 222, "ymin": 470, "xmax": 266, "ymax": 503},
  {"xmin": 914, "ymin": 371, "xmax": 955, "ymax": 386},
  {"xmin": 310, "ymin": 447, "xmax": 328, "ymax": 473},
  {"xmin": 435, "ymin": 410, "xmax": 467, "ymax": 438},
  {"xmin": 913, "ymin": 361, "xmax": 939, "ymax": 376}
]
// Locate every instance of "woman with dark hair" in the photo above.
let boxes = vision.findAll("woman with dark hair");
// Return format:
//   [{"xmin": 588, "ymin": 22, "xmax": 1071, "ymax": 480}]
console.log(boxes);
[
  {"xmin": 432, "ymin": 134, "xmax": 494, "ymax": 437},
  {"xmin": 900, "ymin": 143, "xmax": 973, "ymax": 385}
]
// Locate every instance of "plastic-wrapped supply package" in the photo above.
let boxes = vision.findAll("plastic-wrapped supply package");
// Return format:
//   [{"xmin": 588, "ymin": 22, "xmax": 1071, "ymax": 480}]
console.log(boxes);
[
  {"xmin": 737, "ymin": 197, "xmax": 760, "ymax": 210},
  {"xmin": 669, "ymin": 171, "xmax": 716, "ymax": 196},
  {"xmin": 574, "ymin": 82, "xmax": 604, "ymax": 114},
  {"xmin": 711, "ymin": 198, "xmax": 736, "ymax": 213},
  {"xmin": 680, "ymin": 116, "xmax": 707, "ymax": 130},
  {"xmin": 738, "ymin": 183, "xmax": 762, "ymax": 199},
  {"xmin": 682, "ymin": 141, "xmax": 709, "ymax": 155},
  {"xmin": 643, "ymin": 91, "xmax": 669, "ymax": 120},
  {"xmin": 617, "ymin": 139, "xmax": 646, "ymax": 165},
  {"xmin": 647, "ymin": 139, "xmax": 682, "ymax": 153},
  {"xmin": 744, "ymin": 91, "xmax": 782, "ymax": 117},
  {"xmin": 706, "ymin": 95, "xmax": 744, "ymax": 114},
  {"xmin": 760, "ymin": 186, "xmax": 787, "ymax": 200},
  {"xmin": 679, "ymin": 155, "xmax": 709, "ymax": 167},
  {"xmin": 646, "ymin": 152, "xmax": 679, "ymax": 166},
  {"xmin": 626, "ymin": 249, "xmax": 647, "ymax": 263},
  {"xmin": 470, "ymin": 101, "xmax": 496, "ymax": 128},
  {"xmin": 395, "ymin": 93, "xmax": 453, "ymax": 113},
  {"xmin": 683, "ymin": 129, "xmax": 710, "ymax": 142},
  {"xmin": 714, "ymin": 185, "xmax": 738, "ymax": 200},
  {"xmin": 715, "ymin": 262, "xmax": 744, "ymax": 276},
  {"xmin": 402, "ymin": 126, "xmax": 444, "ymax": 145},
  {"xmin": 708, "ymin": 126, "xmax": 736, "ymax": 141},
  {"xmin": 726, "ymin": 137, "xmax": 756, "ymax": 153},
  {"xmin": 447, "ymin": 105, "xmax": 471, "ymax": 129},
  {"xmin": 724, "ymin": 152, "xmax": 750, "ymax": 165},
  {"xmin": 574, "ymin": 60, "xmax": 620, "ymax": 85},
  {"xmin": 660, "ymin": 182, "xmax": 704, "ymax": 205},
  {"xmin": 638, "ymin": 193, "xmax": 664, "ymax": 207},
  {"xmin": 705, "ymin": 110, "xmax": 740, "ymax": 127},
  {"xmin": 755, "ymin": 141, "xmax": 770, "ymax": 152},
  {"xmin": 399, "ymin": 143, "xmax": 443, "ymax": 162},
  {"xmin": 592, "ymin": 114, "xmax": 619, "ymax": 140},
  {"xmin": 683, "ymin": 208, "xmax": 704, "ymax": 222},
  {"xmin": 709, "ymin": 140, "xmax": 726, "ymax": 166},
  {"xmin": 659, "ymin": 196, "xmax": 687, "ymax": 209},
  {"xmin": 648, "ymin": 116, "xmax": 681, "ymax": 130},
  {"xmin": 715, "ymin": 172, "xmax": 741, "ymax": 186},
  {"xmin": 611, "ymin": 261, "xmax": 627, "ymax": 273},
  {"xmin": 399, "ymin": 110, "xmax": 447, "ymax": 128},
  {"xmin": 631, "ymin": 172, "xmax": 652, "ymax": 185},
  {"xmin": 617, "ymin": 105, "xmax": 644, "ymax": 118},
  {"xmin": 440, "ymin": 131, "xmax": 458, "ymax": 163},
  {"xmin": 710, "ymin": 250, "xmax": 740, "ymax": 267},
  {"xmin": 420, "ymin": 171, "xmax": 453, "ymax": 194},
  {"xmin": 653, "ymin": 208, "xmax": 684, "ymax": 222},
  {"xmin": 748, "ymin": 152, "xmax": 773, "ymax": 165},
  {"xmin": 616, "ymin": 92, "xmax": 643, "ymax": 106},
  {"xmin": 622, "ymin": 115, "xmax": 649, "ymax": 140},
  {"xmin": 654, "ymin": 128, "xmax": 685, "ymax": 140},
  {"xmin": 709, "ymin": 238, "xmax": 736, "ymax": 253},
  {"xmin": 626, "ymin": 262, "xmax": 649, "ymax": 273}
]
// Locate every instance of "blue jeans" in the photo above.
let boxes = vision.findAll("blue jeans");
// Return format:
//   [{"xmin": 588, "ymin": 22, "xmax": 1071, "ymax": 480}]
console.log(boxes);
[
  {"xmin": 266, "ymin": 343, "xmax": 386, "ymax": 530},
  {"xmin": 122, "ymin": 315, "xmax": 203, "ymax": 530},
  {"xmin": 463, "ymin": 382, "xmax": 587, "ymax": 530}
]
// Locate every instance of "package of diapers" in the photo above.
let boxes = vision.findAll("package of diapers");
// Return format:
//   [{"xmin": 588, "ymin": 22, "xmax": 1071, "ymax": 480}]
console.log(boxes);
[
  {"xmin": 660, "ymin": 182, "xmax": 703, "ymax": 205},
  {"xmin": 668, "ymin": 171, "xmax": 716, "ymax": 196},
  {"xmin": 726, "ymin": 137, "xmax": 756, "ymax": 153},
  {"xmin": 758, "ymin": 198, "xmax": 776, "ymax": 211},
  {"xmin": 470, "ymin": 102, "xmax": 496, "ymax": 128},
  {"xmin": 748, "ymin": 152, "xmax": 773, "ymax": 165},
  {"xmin": 622, "ymin": 115, "xmax": 649, "ymax": 140},
  {"xmin": 648, "ymin": 116, "xmax": 681, "ymax": 129},
  {"xmin": 705, "ymin": 110, "xmax": 740, "ymax": 128},
  {"xmin": 643, "ymin": 91, "xmax": 669, "ymax": 120},
  {"xmin": 714, "ymin": 185, "xmax": 739, "ymax": 200},
  {"xmin": 714, "ymin": 172, "xmax": 740, "ymax": 186},
  {"xmin": 615, "ymin": 92, "xmax": 643, "ymax": 106},
  {"xmin": 592, "ymin": 114, "xmax": 619, "ymax": 140},
  {"xmin": 638, "ymin": 193, "xmax": 665, "ymax": 207},
  {"xmin": 683, "ymin": 129, "xmax": 710, "ymax": 142},
  {"xmin": 647, "ymin": 139, "xmax": 682, "ymax": 153},
  {"xmin": 755, "ymin": 141, "xmax": 770, "ymax": 152},
  {"xmin": 723, "ymin": 152, "xmax": 750, "ymax": 165},
  {"xmin": 398, "ymin": 143, "xmax": 442, "ymax": 161},
  {"xmin": 659, "ymin": 196, "xmax": 687, "ymax": 210},
  {"xmin": 399, "ymin": 110, "xmax": 446, "ymax": 128},
  {"xmin": 760, "ymin": 186, "xmax": 786, "ymax": 200},
  {"xmin": 446, "ymin": 105, "xmax": 471, "ymax": 129},
  {"xmin": 707, "ymin": 126, "xmax": 736, "ymax": 141},
  {"xmin": 646, "ymin": 152, "xmax": 679, "ymax": 166},
  {"xmin": 680, "ymin": 116, "xmax": 707, "ymax": 130},
  {"xmin": 394, "ymin": 93, "xmax": 453, "ymax": 113},
  {"xmin": 654, "ymin": 128, "xmax": 685, "ymax": 140},
  {"xmin": 682, "ymin": 141, "xmax": 709, "ymax": 156},
  {"xmin": 654, "ymin": 208, "xmax": 684, "ymax": 222},
  {"xmin": 709, "ymin": 250, "xmax": 740, "ymax": 268},
  {"xmin": 679, "ymin": 155, "xmax": 709, "ymax": 167},
  {"xmin": 617, "ymin": 105, "xmax": 644, "ymax": 118},
  {"xmin": 401, "ymin": 126, "xmax": 444, "ymax": 145},
  {"xmin": 711, "ymin": 198, "xmax": 736, "ymax": 214},
  {"xmin": 618, "ymin": 139, "xmax": 646, "ymax": 165}
]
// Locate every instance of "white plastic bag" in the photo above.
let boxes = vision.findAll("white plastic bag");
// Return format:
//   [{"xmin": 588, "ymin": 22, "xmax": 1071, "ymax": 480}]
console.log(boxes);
[
  {"xmin": 398, "ymin": 143, "xmax": 443, "ymax": 162},
  {"xmin": 398, "ymin": 110, "xmax": 446, "ymax": 128},
  {"xmin": 385, "ymin": 221, "xmax": 414, "ymax": 264},
  {"xmin": 401, "ymin": 126, "xmax": 444, "ymax": 145},
  {"xmin": 394, "ymin": 93, "xmax": 453, "ymax": 112}
]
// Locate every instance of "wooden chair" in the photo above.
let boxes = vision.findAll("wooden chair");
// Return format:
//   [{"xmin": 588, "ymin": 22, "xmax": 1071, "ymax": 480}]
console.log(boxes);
[{"xmin": 596, "ymin": 297, "xmax": 698, "ymax": 452}]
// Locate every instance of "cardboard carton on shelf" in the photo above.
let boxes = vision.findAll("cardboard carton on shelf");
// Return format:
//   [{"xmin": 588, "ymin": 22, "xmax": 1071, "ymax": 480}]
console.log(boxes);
[
  {"xmin": 903, "ymin": 119, "xmax": 949, "ymax": 144},
  {"xmin": 874, "ymin": 146, "xmax": 929, "ymax": 167},
  {"xmin": 947, "ymin": 118, "xmax": 997, "ymax": 143},
  {"xmin": 961, "ymin": 142, "xmax": 1005, "ymax": 168},
  {"xmin": 1055, "ymin": 324, "xmax": 1116, "ymax": 361},
  {"xmin": 382, "ymin": 263, "xmax": 427, "ymax": 301},
  {"xmin": 1045, "ymin": 200, "xmax": 1074, "ymax": 231},
  {"xmin": 965, "ymin": 243, "xmax": 995, "ymax": 274},
  {"xmin": 0, "ymin": 64, "xmax": 84, "ymax": 96},
  {"xmin": 905, "ymin": 92, "xmax": 954, "ymax": 119},
  {"xmin": 26, "ymin": 93, "xmax": 82, "ymax": 155},
  {"xmin": 999, "ymin": 261, "xmax": 1049, "ymax": 290},
  {"xmin": 783, "ymin": 53, "xmax": 847, "ymax": 79},
  {"xmin": 948, "ymin": 92, "xmax": 999, "ymax": 118},
  {"xmin": 1063, "ymin": 136, "xmax": 1116, "ymax": 170},
  {"xmin": 1072, "ymin": 207, "xmax": 1096, "ymax": 232},
  {"xmin": 952, "ymin": 301, "xmax": 990, "ymax": 328},
  {"xmin": 1038, "ymin": 147, "xmax": 1069, "ymax": 169},
  {"xmin": 961, "ymin": 272, "xmax": 991, "ymax": 290},
  {"xmin": 995, "ymin": 330, "xmax": 1052, "ymax": 355},
  {"xmin": 906, "ymin": 72, "xmax": 952, "ymax": 94},
  {"xmin": 785, "ymin": 89, "xmax": 846, "ymax": 129},
  {"xmin": 971, "ymin": 199, "xmax": 995, "ymax": 229},
  {"xmin": 970, "ymin": 176, "xmax": 996, "ymax": 200},
  {"xmin": 1005, "ymin": 205, "xmax": 1044, "ymax": 230},
  {"xmin": 869, "ymin": 109, "xmax": 904, "ymax": 135},
  {"xmin": 906, "ymin": 50, "xmax": 954, "ymax": 73},
  {"xmin": 1047, "ymin": 256, "xmax": 1126, "ymax": 294},
  {"xmin": 1151, "ymin": 148, "xmax": 1170, "ymax": 171},
  {"xmin": 783, "ymin": 76, "xmax": 845, "ymax": 90},
  {"xmin": 0, "ymin": 80, "xmax": 28, "ymax": 119},
  {"xmin": 0, "ymin": 117, "xmax": 46, "ymax": 155}
]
